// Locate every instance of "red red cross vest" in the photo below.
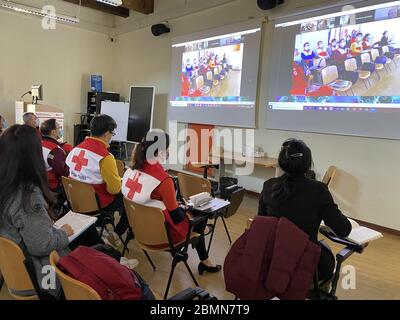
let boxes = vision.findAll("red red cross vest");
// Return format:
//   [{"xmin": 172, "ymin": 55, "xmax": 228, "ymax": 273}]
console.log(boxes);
[
  {"xmin": 66, "ymin": 138, "xmax": 114, "ymax": 207},
  {"xmin": 122, "ymin": 163, "xmax": 189, "ymax": 244},
  {"xmin": 42, "ymin": 138, "xmax": 64, "ymax": 190}
]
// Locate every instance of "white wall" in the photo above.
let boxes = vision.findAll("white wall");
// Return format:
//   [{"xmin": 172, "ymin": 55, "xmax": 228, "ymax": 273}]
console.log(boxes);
[
  {"xmin": 112, "ymin": 0, "xmax": 400, "ymax": 231},
  {"xmin": 0, "ymin": 11, "xmax": 115, "ymax": 142}
]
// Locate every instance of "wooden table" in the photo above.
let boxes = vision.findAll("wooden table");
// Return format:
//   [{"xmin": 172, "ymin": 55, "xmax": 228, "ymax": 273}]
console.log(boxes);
[{"xmin": 192, "ymin": 151, "xmax": 280, "ymax": 180}]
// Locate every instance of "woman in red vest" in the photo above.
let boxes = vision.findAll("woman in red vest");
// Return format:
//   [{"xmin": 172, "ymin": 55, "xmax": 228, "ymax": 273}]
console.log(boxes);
[{"xmin": 122, "ymin": 130, "xmax": 221, "ymax": 275}]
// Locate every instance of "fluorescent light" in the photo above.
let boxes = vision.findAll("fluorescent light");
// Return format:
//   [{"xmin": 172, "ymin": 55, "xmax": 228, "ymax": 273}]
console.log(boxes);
[
  {"xmin": 275, "ymin": 0, "xmax": 400, "ymax": 27},
  {"xmin": 172, "ymin": 28, "xmax": 261, "ymax": 48},
  {"xmin": 96, "ymin": 0, "xmax": 123, "ymax": 6},
  {"xmin": 0, "ymin": 0, "xmax": 80, "ymax": 24}
]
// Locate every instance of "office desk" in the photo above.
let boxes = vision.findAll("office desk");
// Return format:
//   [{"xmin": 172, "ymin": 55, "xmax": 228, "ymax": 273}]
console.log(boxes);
[{"xmin": 207, "ymin": 151, "xmax": 280, "ymax": 179}]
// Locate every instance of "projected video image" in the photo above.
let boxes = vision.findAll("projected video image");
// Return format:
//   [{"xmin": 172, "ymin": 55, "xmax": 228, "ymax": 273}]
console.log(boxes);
[
  {"xmin": 292, "ymin": 17, "xmax": 400, "ymax": 98},
  {"xmin": 181, "ymin": 42, "xmax": 244, "ymax": 98}
]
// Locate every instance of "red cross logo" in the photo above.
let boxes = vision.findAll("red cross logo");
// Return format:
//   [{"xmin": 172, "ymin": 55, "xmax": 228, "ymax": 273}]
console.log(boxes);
[
  {"xmin": 71, "ymin": 150, "xmax": 88, "ymax": 172},
  {"xmin": 125, "ymin": 172, "xmax": 142, "ymax": 200}
]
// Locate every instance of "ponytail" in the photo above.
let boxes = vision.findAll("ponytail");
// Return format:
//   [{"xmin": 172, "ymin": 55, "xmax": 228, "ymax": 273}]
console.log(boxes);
[
  {"xmin": 271, "ymin": 139, "xmax": 312, "ymax": 203},
  {"xmin": 131, "ymin": 130, "xmax": 170, "ymax": 170}
]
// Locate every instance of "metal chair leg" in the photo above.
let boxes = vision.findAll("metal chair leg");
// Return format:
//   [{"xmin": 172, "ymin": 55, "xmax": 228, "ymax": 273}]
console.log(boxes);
[
  {"xmin": 206, "ymin": 217, "xmax": 218, "ymax": 256},
  {"xmin": 143, "ymin": 249, "xmax": 156, "ymax": 271},
  {"xmin": 164, "ymin": 261, "xmax": 178, "ymax": 300},
  {"xmin": 221, "ymin": 216, "xmax": 232, "ymax": 244},
  {"xmin": 183, "ymin": 261, "xmax": 199, "ymax": 287}
]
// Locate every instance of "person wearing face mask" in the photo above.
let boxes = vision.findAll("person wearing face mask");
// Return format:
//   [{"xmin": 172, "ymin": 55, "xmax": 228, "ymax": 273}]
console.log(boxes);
[
  {"xmin": 66, "ymin": 115, "xmax": 129, "ymax": 247},
  {"xmin": 23, "ymin": 112, "xmax": 41, "ymax": 137},
  {"xmin": 316, "ymin": 40, "xmax": 328, "ymax": 58},
  {"xmin": 327, "ymin": 39, "xmax": 338, "ymax": 58},
  {"xmin": 40, "ymin": 119, "xmax": 69, "ymax": 192},
  {"xmin": 350, "ymin": 33, "xmax": 363, "ymax": 56},
  {"xmin": 0, "ymin": 115, "xmax": 8, "ymax": 135},
  {"xmin": 122, "ymin": 130, "xmax": 222, "ymax": 275},
  {"xmin": 334, "ymin": 39, "xmax": 352, "ymax": 62},
  {"xmin": 301, "ymin": 42, "xmax": 316, "ymax": 68}
]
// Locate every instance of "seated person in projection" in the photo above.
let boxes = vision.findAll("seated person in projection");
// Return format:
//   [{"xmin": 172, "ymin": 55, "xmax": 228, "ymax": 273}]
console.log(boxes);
[
  {"xmin": 362, "ymin": 34, "xmax": 372, "ymax": 50},
  {"xmin": 350, "ymin": 33, "xmax": 363, "ymax": 56},
  {"xmin": 301, "ymin": 42, "xmax": 316, "ymax": 68},
  {"xmin": 121, "ymin": 130, "xmax": 222, "ymax": 275},
  {"xmin": 66, "ymin": 115, "xmax": 129, "ymax": 246},
  {"xmin": 327, "ymin": 39, "xmax": 338, "ymax": 59},
  {"xmin": 258, "ymin": 139, "xmax": 352, "ymax": 282},
  {"xmin": 316, "ymin": 41, "xmax": 328, "ymax": 58},
  {"xmin": 290, "ymin": 62, "xmax": 333, "ymax": 96}
]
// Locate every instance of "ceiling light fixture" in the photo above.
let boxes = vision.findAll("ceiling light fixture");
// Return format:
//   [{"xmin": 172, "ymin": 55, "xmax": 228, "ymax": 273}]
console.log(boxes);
[
  {"xmin": 0, "ymin": 0, "xmax": 80, "ymax": 24},
  {"xmin": 96, "ymin": 0, "xmax": 123, "ymax": 7}
]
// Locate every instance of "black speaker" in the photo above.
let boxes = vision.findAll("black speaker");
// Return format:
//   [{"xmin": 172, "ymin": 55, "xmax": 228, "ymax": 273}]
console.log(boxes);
[
  {"xmin": 257, "ymin": 0, "xmax": 284, "ymax": 10},
  {"xmin": 151, "ymin": 23, "xmax": 170, "ymax": 36}
]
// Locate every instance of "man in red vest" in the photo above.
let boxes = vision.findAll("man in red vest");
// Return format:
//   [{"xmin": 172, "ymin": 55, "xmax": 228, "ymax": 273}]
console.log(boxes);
[
  {"xmin": 40, "ymin": 119, "xmax": 69, "ymax": 191},
  {"xmin": 66, "ymin": 115, "xmax": 129, "ymax": 246}
]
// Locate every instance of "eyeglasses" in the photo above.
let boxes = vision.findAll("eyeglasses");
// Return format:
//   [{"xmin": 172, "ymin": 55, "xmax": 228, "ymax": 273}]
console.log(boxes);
[{"xmin": 110, "ymin": 130, "xmax": 116, "ymax": 136}]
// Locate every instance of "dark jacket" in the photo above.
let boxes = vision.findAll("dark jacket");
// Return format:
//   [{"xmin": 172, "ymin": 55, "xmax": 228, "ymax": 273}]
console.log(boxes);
[
  {"xmin": 258, "ymin": 175, "xmax": 351, "ymax": 243},
  {"xmin": 224, "ymin": 216, "xmax": 321, "ymax": 300}
]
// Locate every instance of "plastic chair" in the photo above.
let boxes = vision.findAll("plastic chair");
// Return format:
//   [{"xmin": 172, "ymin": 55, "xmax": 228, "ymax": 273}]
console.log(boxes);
[
  {"xmin": 322, "ymin": 165, "xmax": 338, "ymax": 188},
  {"xmin": 321, "ymin": 65, "xmax": 353, "ymax": 95},
  {"xmin": 116, "ymin": 159, "xmax": 126, "ymax": 178},
  {"xmin": 0, "ymin": 237, "xmax": 37, "ymax": 300},
  {"xmin": 123, "ymin": 198, "xmax": 202, "ymax": 299},
  {"xmin": 344, "ymin": 58, "xmax": 371, "ymax": 89},
  {"xmin": 49, "ymin": 251, "xmax": 101, "ymax": 300},
  {"xmin": 177, "ymin": 172, "xmax": 212, "ymax": 200}
]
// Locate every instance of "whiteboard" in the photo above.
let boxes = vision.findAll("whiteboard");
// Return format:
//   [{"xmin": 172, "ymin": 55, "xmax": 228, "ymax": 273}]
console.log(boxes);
[{"xmin": 100, "ymin": 101, "xmax": 129, "ymax": 142}]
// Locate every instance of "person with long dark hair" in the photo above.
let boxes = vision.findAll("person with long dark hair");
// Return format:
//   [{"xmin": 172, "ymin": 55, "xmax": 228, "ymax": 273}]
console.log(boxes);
[
  {"xmin": 0, "ymin": 125, "xmax": 73, "ymax": 298},
  {"xmin": 121, "ymin": 130, "xmax": 221, "ymax": 275},
  {"xmin": 258, "ymin": 139, "xmax": 351, "ymax": 282}
]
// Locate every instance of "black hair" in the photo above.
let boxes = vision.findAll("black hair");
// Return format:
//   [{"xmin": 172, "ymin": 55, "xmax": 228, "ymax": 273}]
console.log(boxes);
[
  {"xmin": 90, "ymin": 114, "xmax": 117, "ymax": 137},
  {"xmin": 317, "ymin": 40, "xmax": 323, "ymax": 45},
  {"xmin": 0, "ymin": 125, "xmax": 55, "ymax": 221},
  {"xmin": 271, "ymin": 139, "xmax": 313, "ymax": 203},
  {"xmin": 356, "ymin": 32, "xmax": 363, "ymax": 37},
  {"xmin": 304, "ymin": 42, "xmax": 310, "ymax": 47},
  {"xmin": 40, "ymin": 118, "xmax": 57, "ymax": 136},
  {"xmin": 131, "ymin": 130, "xmax": 170, "ymax": 170},
  {"xmin": 363, "ymin": 33, "xmax": 370, "ymax": 40}
]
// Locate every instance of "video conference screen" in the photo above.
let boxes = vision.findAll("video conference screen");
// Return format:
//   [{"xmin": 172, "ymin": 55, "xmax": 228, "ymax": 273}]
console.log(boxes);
[
  {"xmin": 266, "ymin": 0, "xmax": 400, "ymax": 140},
  {"xmin": 169, "ymin": 20, "xmax": 262, "ymax": 128}
]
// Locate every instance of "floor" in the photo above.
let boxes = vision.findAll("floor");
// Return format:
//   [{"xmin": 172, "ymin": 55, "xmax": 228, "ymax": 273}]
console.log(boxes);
[
  {"xmin": 1, "ymin": 194, "xmax": 399, "ymax": 300},
  {"xmin": 210, "ymin": 70, "xmax": 241, "ymax": 97}
]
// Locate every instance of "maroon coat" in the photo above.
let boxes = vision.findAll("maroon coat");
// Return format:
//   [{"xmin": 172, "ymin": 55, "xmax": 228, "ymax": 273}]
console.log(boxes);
[{"xmin": 224, "ymin": 216, "xmax": 321, "ymax": 300}]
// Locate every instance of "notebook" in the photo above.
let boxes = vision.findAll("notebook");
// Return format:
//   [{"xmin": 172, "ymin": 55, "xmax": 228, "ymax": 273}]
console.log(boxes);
[
  {"xmin": 54, "ymin": 211, "xmax": 98, "ymax": 243},
  {"xmin": 321, "ymin": 218, "xmax": 383, "ymax": 245}
]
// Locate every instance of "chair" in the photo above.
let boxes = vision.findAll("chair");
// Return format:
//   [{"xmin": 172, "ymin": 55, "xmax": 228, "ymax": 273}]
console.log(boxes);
[
  {"xmin": 116, "ymin": 159, "xmax": 126, "ymax": 178},
  {"xmin": 243, "ymin": 219, "xmax": 367, "ymax": 300},
  {"xmin": 321, "ymin": 66, "xmax": 353, "ymax": 95},
  {"xmin": 322, "ymin": 165, "xmax": 337, "ymax": 188},
  {"xmin": 344, "ymin": 58, "xmax": 371, "ymax": 89},
  {"xmin": 205, "ymin": 70, "xmax": 214, "ymax": 87},
  {"xmin": 61, "ymin": 177, "xmax": 126, "ymax": 246},
  {"xmin": 195, "ymin": 75, "xmax": 211, "ymax": 94},
  {"xmin": 206, "ymin": 185, "xmax": 245, "ymax": 255},
  {"xmin": 369, "ymin": 50, "xmax": 385, "ymax": 78},
  {"xmin": 381, "ymin": 46, "xmax": 393, "ymax": 70},
  {"xmin": 218, "ymin": 65, "xmax": 225, "ymax": 79},
  {"xmin": 0, "ymin": 237, "xmax": 37, "ymax": 300},
  {"xmin": 123, "ymin": 198, "xmax": 201, "ymax": 299},
  {"xmin": 177, "ymin": 172, "xmax": 212, "ymax": 200},
  {"xmin": 49, "ymin": 251, "xmax": 101, "ymax": 300}
]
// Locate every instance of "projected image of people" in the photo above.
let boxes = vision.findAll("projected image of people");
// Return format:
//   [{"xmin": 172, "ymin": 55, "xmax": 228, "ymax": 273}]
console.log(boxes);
[
  {"xmin": 181, "ymin": 39, "xmax": 244, "ymax": 98},
  {"xmin": 291, "ymin": 16, "xmax": 400, "ymax": 98}
]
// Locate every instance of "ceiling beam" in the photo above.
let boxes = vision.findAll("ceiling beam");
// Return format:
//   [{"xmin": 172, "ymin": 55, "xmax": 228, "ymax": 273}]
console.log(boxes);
[
  {"xmin": 62, "ymin": 0, "xmax": 130, "ymax": 18},
  {"xmin": 122, "ymin": 0, "xmax": 154, "ymax": 14}
]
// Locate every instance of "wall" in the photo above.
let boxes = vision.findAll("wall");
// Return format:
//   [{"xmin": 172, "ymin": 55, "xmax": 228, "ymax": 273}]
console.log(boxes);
[
  {"xmin": 112, "ymin": 0, "xmax": 400, "ymax": 231},
  {"xmin": 0, "ymin": 10, "xmax": 115, "ymax": 142}
]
